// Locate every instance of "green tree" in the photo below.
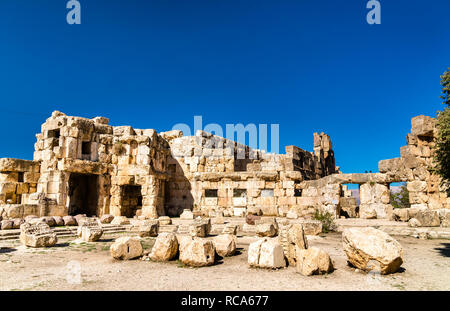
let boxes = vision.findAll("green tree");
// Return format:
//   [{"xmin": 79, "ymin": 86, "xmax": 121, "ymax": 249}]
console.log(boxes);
[
  {"xmin": 390, "ymin": 183, "xmax": 410, "ymax": 209},
  {"xmin": 433, "ymin": 69, "xmax": 450, "ymax": 194},
  {"xmin": 441, "ymin": 68, "xmax": 450, "ymax": 107}
]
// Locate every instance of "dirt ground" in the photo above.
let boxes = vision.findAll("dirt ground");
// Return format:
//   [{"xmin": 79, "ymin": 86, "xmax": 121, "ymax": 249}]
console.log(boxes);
[{"xmin": 0, "ymin": 232, "xmax": 448, "ymax": 291}]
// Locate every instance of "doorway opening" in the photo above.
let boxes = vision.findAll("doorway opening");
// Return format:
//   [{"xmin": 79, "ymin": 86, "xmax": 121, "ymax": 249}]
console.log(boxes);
[
  {"xmin": 68, "ymin": 173, "xmax": 99, "ymax": 216},
  {"xmin": 120, "ymin": 185, "xmax": 143, "ymax": 218},
  {"xmin": 340, "ymin": 183, "xmax": 360, "ymax": 218}
]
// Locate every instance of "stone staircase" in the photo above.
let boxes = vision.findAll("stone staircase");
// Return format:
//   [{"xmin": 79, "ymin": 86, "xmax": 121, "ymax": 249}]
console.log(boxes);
[
  {"xmin": 3, "ymin": 217, "xmax": 448, "ymax": 242},
  {"xmin": 0, "ymin": 224, "xmax": 130, "ymax": 241}
]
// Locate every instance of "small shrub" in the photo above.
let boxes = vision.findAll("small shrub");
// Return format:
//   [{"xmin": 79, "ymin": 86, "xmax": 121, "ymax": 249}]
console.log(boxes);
[
  {"xmin": 176, "ymin": 259, "xmax": 187, "ymax": 268},
  {"xmin": 113, "ymin": 141, "xmax": 125, "ymax": 155},
  {"xmin": 390, "ymin": 183, "xmax": 410, "ymax": 209},
  {"xmin": 313, "ymin": 210, "xmax": 337, "ymax": 233}
]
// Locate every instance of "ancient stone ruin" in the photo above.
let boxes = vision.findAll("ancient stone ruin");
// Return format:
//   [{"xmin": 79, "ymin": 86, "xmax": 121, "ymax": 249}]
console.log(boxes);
[
  {"xmin": 77, "ymin": 217, "xmax": 103, "ymax": 242},
  {"xmin": 0, "ymin": 111, "xmax": 336, "ymax": 221},
  {"xmin": 0, "ymin": 111, "xmax": 447, "ymax": 227},
  {"xmin": 1, "ymin": 111, "xmax": 447, "ymax": 282},
  {"xmin": 19, "ymin": 222, "xmax": 57, "ymax": 248}
]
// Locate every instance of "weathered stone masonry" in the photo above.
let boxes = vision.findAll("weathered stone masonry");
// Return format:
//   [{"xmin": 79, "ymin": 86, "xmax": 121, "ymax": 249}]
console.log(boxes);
[
  {"xmin": 0, "ymin": 111, "xmax": 336, "ymax": 220},
  {"xmin": 296, "ymin": 115, "xmax": 449, "ymax": 220},
  {"xmin": 0, "ymin": 112, "xmax": 447, "ymax": 222},
  {"xmin": 1, "ymin": 111, "xmax": 169, "ymax": 219}
]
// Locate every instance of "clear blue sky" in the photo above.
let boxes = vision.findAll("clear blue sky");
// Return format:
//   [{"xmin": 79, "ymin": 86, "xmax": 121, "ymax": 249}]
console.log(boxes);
[{"xmin": 0, "ymin": 0, "xmax": 449, "ymax": 174}]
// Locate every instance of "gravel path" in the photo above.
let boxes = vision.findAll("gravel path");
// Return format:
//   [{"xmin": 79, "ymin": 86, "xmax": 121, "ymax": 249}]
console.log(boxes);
[{"xmin": 0, "ymin": 233, "xmax": 448, "ymax": 291}]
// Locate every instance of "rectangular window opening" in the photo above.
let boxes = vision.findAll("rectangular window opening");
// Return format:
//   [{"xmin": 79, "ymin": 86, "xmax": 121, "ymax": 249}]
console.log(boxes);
[
  {"xmin": 205, "ymin": 189, "xmax": 218, "ymax": 197},
  {"xmin": 261, "ymin": 189, "xmax": 274, "ymax": 197},
  {"xmin": 233, "ymin": 189, "xmax": 247, "ymax": 198},
  {"xmin": 82, "ymin": 142, "xmax": 91, "ymax": 155},
  {"xmin": 18, "ymin": 172, "xmax": 24, "ymax": 183},
  {"xmin": 48, "ymin": 129, "xmax": 60, "ymax": 139}
]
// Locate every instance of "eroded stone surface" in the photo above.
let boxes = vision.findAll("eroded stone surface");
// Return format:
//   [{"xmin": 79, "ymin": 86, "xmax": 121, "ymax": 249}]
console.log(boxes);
[
  {"xmin": 77, "ymin": 218, "xmax": 103, "ymax": 242},
  {"xmin": 110, "ymin": 236, "xmax": 143, "ymax": 260},
  {"xmin": 342, "ymin": 227, "xmax": 403, "ymax": 275},
  {"xmin": 149, "ymin": 232, "xmax": 178, "ymax": 261},
  {"xmin": 20, "ymin": 222, "xmax": 57, "ymax": 248},
  {"xmin": 248, "ymin": 238, "xmax": 286, "ymax": 269},
  {"xmin": 296, "ymin": 247, "xmax": 333, "ymax": 276},
  {"xmin": 179, "ymin": 237, "xmax": 215, "ymax": 267},
  {"xmin": 213, "ymin": 234, "xmax": 237, "ymax": 257}
]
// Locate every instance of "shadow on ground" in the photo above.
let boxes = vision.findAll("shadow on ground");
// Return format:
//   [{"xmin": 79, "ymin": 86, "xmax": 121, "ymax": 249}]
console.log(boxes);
[
  {"xmin": 0, "ymin": 247, "xmax": 16, "ymax": 254},
  {"xmin": 434, "ymin": 243, "xmax": 450, "ymax": 257},
  {"xmin": 98, "ymin": 238, "xmax": 114, "ymax": 243},
  {"xmin": 54, "ymin": 243, "xmax": 70, "ymax": 248}
]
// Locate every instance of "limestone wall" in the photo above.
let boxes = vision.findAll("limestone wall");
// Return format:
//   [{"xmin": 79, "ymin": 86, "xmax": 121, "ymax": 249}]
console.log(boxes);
[
  {"xmin": 0, "ymin": 158, "xmax": 40, "ymax": 205},
  {"xmin": 0, "ymin": 111, "xmax": 339, "ymax": 220},
  {"xmin": 30, "ymin": 111, "xmax": 170, "ymax": 218},
  {"xmin": 297, "ymin": 173, "xmax": 395, "ymax": 219},
  {"xmin": 164, "ymin": 129, "xmax": 337, "ymax": 217},
  {"xmin": 294, "ymin": 115, "xmax": 449, "ymax": 220},
  {"xmin": 379, "ymin": 115, "xmax": 449, "ymax": 211}
]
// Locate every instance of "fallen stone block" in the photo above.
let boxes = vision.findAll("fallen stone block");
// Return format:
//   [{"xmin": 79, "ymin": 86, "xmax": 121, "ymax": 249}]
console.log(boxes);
[
  {"xmin": 41, "ymin": 216, "xmax": 56, "ymax": 227},
  {"xmin": 248, "ymin": 238, "xmax": 286, "ymax": 269},
  {"xmin": 110, "ymin": 236, "xmax": 143, "ymax": 260},
  {"xmin": 408, "ymin": 218, "xmax": 421, "ymax": 227},
  {"xmin": 20, "ymin": 222, "xmax": 57, "ymax": 248},
  {"xmin": 392, "ymin": 208, "xmax": 409, "ymax": 222},
  {"xmin": 296, "ymin": 247, "xmax": 334, "ymax": 276},
  {"xmin": 1, "ymin": 220, "xmax": 13, "ymax": 230},
  {"xmin": 299, "ymin": 220, "xmax": 322, "ymax": 236},
  {"xmin": 52, "ymin": 216, "xmax": 64, "ymax": 226},
  {"xmin": 246, "ymin": 214, "xmax": 261, "ymax": 225},
  {"xmin": 222, "ymin": 223, "xmax": 238, "ymax": 235},
  {"xmin": 189, "ymin": 223, "xmax": 207, "ymax": 237},
  {"xmin": 179, "ymin": 237, "xmax": 215, "ymax": 267},
  {"xmin": 74, "ymin": 214, "xmax": 87, "ymax": 224},
  {"xmin": 256, "ymin": 223, "xmax": 278, "ymax": 237},
  {"xmin": 196, "ymin": 218, "xmax": 211, "ymax": 235},
  {"xmin": 213, "ymin": 234, "xmax": 237, "ymax": 257},
  {"xmin": 247, "ymin": 206, "xmax": 262, "ymax": 216},
  {"xmin": 111, "ymin": 216, "xmax": 130, "ymax": 225},
  {"xmin": 77, "ymin": 218, "xmax": 103, "ymax": 242},
  {"xmin": 415, "ymin": 210, "xmax": 440, "ymax": 227},
  {"xmin": 138, "ymin": 220, "xmax": 159, "ymax": 237},
  {"xmin": 100, "ymin": 214, "xmax": 114, "ymax": 224},
  {"xmin": 158, "ymin": 216, "xmax": 172, "ymax": 225},
  {"xmin": 12, "ymin": 218, "xmax": 25, "ymax": 229},
  {"xmin": 180, "ymin": 209, "xmax": 194, "ymax": 220},
  {"xmin": 279, "ymin": 223, "xmax": 308, "ymax": 266},
  {"xmin": 342, "ymin": 227, "xmax": 403, "ymax": 275},
  {"xmin": 439, "ymin": 209, "xmax": 450, "ymax": 227},
  {"xmin": 149, "ymin": 232, "xmax": 178, "ymax": 261},
  {"xmin": 63, "ymin": 216, "xmax": 77, "ymax": 226}
]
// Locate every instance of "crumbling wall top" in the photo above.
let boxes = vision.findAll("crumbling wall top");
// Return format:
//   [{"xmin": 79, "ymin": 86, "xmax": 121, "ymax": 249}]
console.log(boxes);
[{"xmin": 0, "ymin": 158, "xmax": 40, "ymax": 173}]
